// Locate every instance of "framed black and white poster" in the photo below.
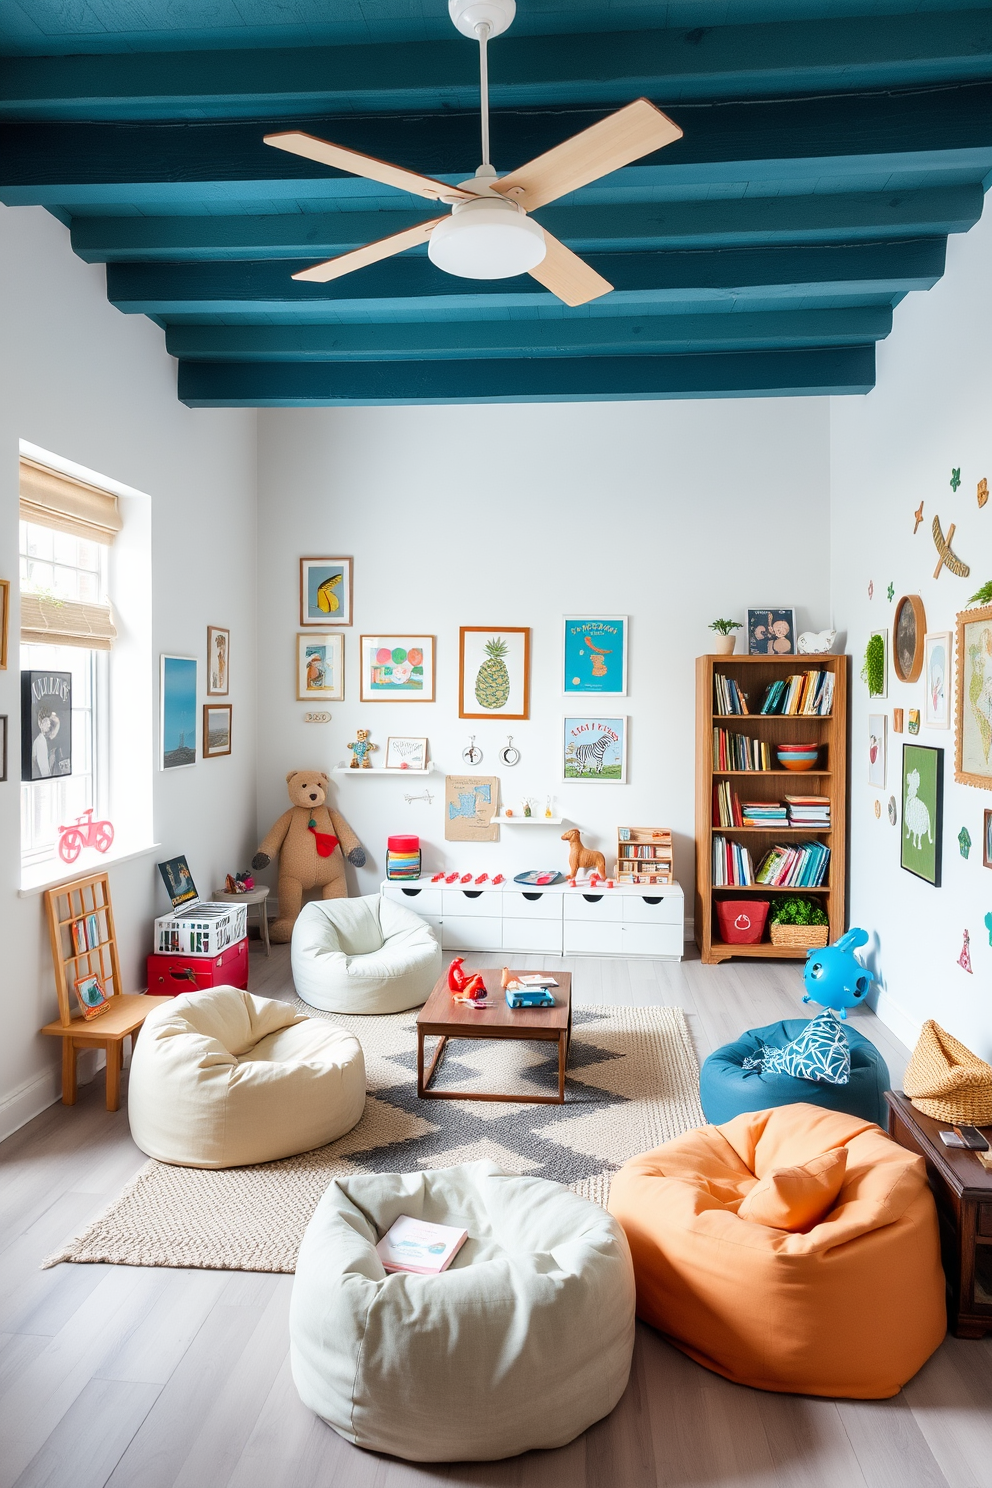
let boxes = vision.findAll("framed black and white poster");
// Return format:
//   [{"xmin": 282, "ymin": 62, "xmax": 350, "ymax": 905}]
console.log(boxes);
[
  {"xmin": 746, "ymin": 608, "xmax": 796, "ymax": 656},
  {"xmin": 20, "ymin": 670, "xmax": 72, "ymax": 781}
]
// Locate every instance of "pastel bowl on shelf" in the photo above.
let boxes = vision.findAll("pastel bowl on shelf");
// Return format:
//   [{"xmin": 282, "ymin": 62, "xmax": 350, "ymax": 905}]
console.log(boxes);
[{"xmin": 776, "ymin": 744, "xmax": 820, "ymax": 772}]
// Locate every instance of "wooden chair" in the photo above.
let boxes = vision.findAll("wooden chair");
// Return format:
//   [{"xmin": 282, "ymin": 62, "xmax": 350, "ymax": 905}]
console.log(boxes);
[{"xmin": 41, "ymin": 871, "xmax": 157, "ymax": 1111}]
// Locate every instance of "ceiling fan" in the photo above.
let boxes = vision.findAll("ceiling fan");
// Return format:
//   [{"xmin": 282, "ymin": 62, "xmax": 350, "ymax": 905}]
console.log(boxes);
[{"xmin": 264, "ymin": 0, "xmax": 683, "ymax": 307}]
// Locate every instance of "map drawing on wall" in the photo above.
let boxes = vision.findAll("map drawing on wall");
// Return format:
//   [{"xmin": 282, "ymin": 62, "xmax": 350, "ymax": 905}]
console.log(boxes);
[
  {"xmin": 563, "ymin": 716, "xmax": 627, "ymax": 783},
  {"xmin": 563, "ymin": 617, "xmax": 627, "ymax": 696},
  {"xmin": 300, "ymin": 556, "xmax": 353, "ymax": 627},
  {"xmin": 955, "ymin": 605, "xmax": 992, "ymax": 788},
  {"xmin": 459, "ymin": 628, "xmax": 530, "ymax": 720},
  {"xmin": 20, "ymin": 669, "xmax": 72, "ymax": 781},
  {"xmin": 901, "ymin": 743, "xmax": 943, "ymax": 886},
  {"xmin": 444, "ymin": 775, "xmax": 500, "ymax": 842},
  {"xmin": 923, "ymin": 631, "xmax": 951, "ymax": 729},
  {"xmin": 360, "ymin": 636, "xmax": 435, "ymax": 702}
]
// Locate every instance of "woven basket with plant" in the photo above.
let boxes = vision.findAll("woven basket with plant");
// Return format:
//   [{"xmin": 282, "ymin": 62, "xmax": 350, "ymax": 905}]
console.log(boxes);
[
  {"xmin": 903, "ymin": 1019, "xmax": 992, "ymax": 1125},
  {"xmin": 768, "ymin": 895, "xmax": 830, "ymax": 948}
]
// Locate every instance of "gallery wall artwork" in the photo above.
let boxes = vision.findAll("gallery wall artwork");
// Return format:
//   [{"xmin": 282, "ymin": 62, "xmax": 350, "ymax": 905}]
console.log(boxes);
[
  {"xmin": 746, "ymin": 608, "xmax": 795, "ymax": 656},
  {"xmin": 297, "ymin": 632, "xmax": 344, "ymax": 701},
  {"xmin": 0, "ymin": 577, "xmax": 8, "ymax": 669},
  {"xmin": 160, "ymin": 655, "xmax": 197, "ymax": 770},
  {"xmin": 868, "ymin": 713, "xmax": 886, "ymax": 788},
  {"xmin": 459, "ymin": 628, "xmax": 530, "ymax": 720},
  {"xmin": 955, "ymin": 605, "xmax": 992, "ymax": 788},
  {"xmin": 563, "ymin": 716, "xmax": 627, "ymax": 782},
  {"xmin": 901, "ymin": 743, "xmax": 943, "ymax": 886},
  {"xmin": 360, "ymin": 636, "xmax": 435, "ymax": 702},
  {"xmin": 923, "ymin": 631, "xmax": 951, "ymax": 729},
  {"xmin": 206, "ymin": 626, "xmax": 230, "ymax": 696},
  {"xmin": 386, "ymin": 736, "xmax": 428, "ymax": 771},
  {"xmin": 20, "ymin": 670, "xmax": 72, "ymax": 781},
  {"xmin": 444, "ymin": 775, "xmax": 500, "ymax": 842},
  {"xmin": 892, "ymin": 595, "xmax": 926, "ymax": 682},
  {"xmin": 563, "ymin": 617, "xmax": 627, "ymax": 696},
  {"xmin": 203, "ymin": 704, "xmax": 232, "ymax": 758},
  {"xmin": 300, "ymin": 557, "xmax": 353, "ymax": 627}
]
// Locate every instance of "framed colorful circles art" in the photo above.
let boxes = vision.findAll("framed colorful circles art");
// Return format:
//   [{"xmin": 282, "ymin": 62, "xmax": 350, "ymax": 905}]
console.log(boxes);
[{"xmin": 359, "ymin": 636, "xmax": 435, "ymax": 702}]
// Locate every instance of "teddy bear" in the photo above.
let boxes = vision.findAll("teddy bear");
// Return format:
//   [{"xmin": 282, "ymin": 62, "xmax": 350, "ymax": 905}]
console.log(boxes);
[{"xmin": 251, "ymin": 771, "xmax": 367, "ymax": 943}]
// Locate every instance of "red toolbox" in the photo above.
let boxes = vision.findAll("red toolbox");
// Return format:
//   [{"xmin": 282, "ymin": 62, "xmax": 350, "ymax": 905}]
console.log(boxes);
[{"xmin": 146, "ymin": 937, "xmax": 249, "ymax": 995}]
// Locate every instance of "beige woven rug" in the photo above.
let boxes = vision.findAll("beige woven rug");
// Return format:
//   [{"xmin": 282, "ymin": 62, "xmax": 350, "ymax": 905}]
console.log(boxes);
[{"xmin": 45, "ymin": 1004, "xmax": 702, "ymax": 1274}]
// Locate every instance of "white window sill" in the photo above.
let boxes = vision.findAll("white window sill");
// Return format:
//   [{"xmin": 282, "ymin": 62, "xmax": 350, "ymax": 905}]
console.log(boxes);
[{"xmin": 19, "ymin": 842, "xmax": 162, "ymax": 897}]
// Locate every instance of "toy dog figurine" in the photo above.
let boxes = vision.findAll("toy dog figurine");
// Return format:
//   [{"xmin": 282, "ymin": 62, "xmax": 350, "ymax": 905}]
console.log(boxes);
[
  {"xmin": 802, "ymin": 928, "xmax": 875, "ymax": 1019},
  {"xmin": 561, "ymin": 828, "xmax": 607, "ymax": 882}
]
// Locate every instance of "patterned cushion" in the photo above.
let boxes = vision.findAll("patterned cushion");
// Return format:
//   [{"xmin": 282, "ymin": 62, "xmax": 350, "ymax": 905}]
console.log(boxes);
[{"xmin": 743, "ymin": 1012, "xmax": 851, "ymax": 1086}]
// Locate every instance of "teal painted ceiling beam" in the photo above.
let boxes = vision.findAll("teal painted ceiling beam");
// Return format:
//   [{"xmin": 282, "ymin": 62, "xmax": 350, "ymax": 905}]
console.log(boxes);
[
  {"xmin": 69, "ymin": 185, "xmax": 983, "ymax": 262},
  {"xmin": 3, "ymin": 13, "xmax": 989, "ymax": 120},
  {"xmin": 164, "ymin": 307, "xmax": 893, "ymax": 361},
  {"xmin": 176, "ymin": 346, "xmax": 876, "ymax": 406}
]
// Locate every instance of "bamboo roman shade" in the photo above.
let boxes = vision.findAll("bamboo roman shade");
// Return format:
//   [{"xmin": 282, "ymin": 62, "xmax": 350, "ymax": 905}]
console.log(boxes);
[
  {"xmin": 19, "ymin": 457, "xmax": 123, "ymax": 546},
  {"xmin": 20, "ymin": 593, "xmax": 118, "ymax": 651}
]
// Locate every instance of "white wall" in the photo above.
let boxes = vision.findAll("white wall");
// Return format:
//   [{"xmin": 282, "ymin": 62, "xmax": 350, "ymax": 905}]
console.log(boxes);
[
  {"xmin": 255, "ymin": 399, "xmax": 832, "ymax": 912},
  {"xmin": 830, "ymin": 198, "xmax": 992, "ymax": 1058},
  {"xmin": 0, "ymin": 205, "xmax": 258, "ymax": 1137}
]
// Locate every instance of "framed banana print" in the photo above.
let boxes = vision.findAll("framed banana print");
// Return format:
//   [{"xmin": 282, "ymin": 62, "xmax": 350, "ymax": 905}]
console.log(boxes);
[
  {"xmin": 955, "ymin": 605, "xmax": 992, "ymax": 787},
  {"xmin": 300, "ymin": 557, "xmax": 353, "ymax": 627},
  {"xmin": 459, "ymin": 627, "xmax": 530, "ymax": 720},
  {"xmin": 297, "ymin": 633, "xmax": 344, "ymax": 701},
  {"xmin": 360, "ymin": 636, "xmax": 435, "ymax": 701}
]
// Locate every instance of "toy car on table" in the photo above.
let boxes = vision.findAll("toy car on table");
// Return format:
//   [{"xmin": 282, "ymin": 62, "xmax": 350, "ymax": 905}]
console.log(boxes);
[{"xmin": 505, "ymin": 986, "xmax": 556, "ymax": 1009}]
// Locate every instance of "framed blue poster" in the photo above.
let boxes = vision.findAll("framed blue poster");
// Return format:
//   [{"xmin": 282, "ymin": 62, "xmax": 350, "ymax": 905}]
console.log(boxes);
[
  {"xmin": 160, "ymin": 655, "xmax": 197, "ymax": 769},
  {"xmin": 563, "ymin": 616, "xmax": 627, "ymax": 696}
]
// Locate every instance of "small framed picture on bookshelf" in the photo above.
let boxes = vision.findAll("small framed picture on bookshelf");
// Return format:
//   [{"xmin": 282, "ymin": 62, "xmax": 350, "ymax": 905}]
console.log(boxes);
[{"xmin": 746, "ymin": 609, "xmax": 796, "ymax": 656}]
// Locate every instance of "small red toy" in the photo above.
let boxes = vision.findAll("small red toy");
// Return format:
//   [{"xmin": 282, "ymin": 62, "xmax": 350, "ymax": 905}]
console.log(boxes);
[
  {"xmin": 475, "ymin": 872, "xmax": 488, "ymax": 884},
  {"xmin": 492, "ymin": 873, "xmax": 505, "ymax": 885},
  {"xmin": 460, "ymin": 872, "xmax": 473, "ymax": 883},
  {"xmin": 447, "ymin": 957, "xmax": 467, "ymax": 992},
  {"xmin": 445, "ymin": 871, "xmax": 459, "ymax": 883},
  {"xmin": 447, "ymin": 959, "xmax": 487, "ymax": 1004},
  {"xmin": 431, "ymin": 872, "xmax": 445, "ymax": 882}
]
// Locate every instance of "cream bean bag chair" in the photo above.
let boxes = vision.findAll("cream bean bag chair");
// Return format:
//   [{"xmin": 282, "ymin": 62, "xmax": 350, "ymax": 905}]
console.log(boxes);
[
  {"xmin": 128, "ymin": 987, "xmax": 365, "ymax": 1168},
  {"xmin": 290, "ymin": 1162, "xmax": 636, "ymax": 1462},
  {"xmin": 291, "ymin": 893, "xmax": 440, "ymax": 1015}
]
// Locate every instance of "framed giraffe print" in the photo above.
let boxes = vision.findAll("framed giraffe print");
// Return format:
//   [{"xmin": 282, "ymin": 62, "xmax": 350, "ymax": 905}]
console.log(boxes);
[{"xmin": 563, "ymin": 716, "xmax": 627, "ymax": 783}]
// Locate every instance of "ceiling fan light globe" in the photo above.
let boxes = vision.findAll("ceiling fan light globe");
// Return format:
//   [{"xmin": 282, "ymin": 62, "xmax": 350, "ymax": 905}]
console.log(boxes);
[
  {"xmin": 447, "ymin": 0, "xmax": 516, "ymax": 39},
  {"xmin": 428, "ymin": 203, "xmax": 545, "ymax": 280}
]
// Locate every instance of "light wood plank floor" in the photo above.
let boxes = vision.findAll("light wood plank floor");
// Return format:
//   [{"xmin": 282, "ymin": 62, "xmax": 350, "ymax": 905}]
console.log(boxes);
[{"xmin": 2, "ymin": 942, "xmax": 991, "ymax": 1488}]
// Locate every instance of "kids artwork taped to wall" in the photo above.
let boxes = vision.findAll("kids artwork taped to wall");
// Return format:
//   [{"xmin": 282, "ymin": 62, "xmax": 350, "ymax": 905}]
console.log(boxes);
[
  {"xmin": 297, "ymin": 632, "xmax": 344, "ymax": 701},
  {"xmin": 563, "ymin": 616, "xmax": 627, "ymax": 697},
  {"xmin": 206, "ymin": 625, "xmax": 229, "ymax": 696},
  {"xmin": 160, "ymin": 656, "xmax": 197, "ymax": 770},
  {"xmin": 746, "ymin": 608, "xmax": 796, "ymax": 656},
  {"xmin": 20, "ymin": 670, "xmax": 71, "ymax": 781},
  {"xmin": 955, "ymin": 605, "xmax": 992, "ymax": 789},
  {"xmin": 563, "ymin": 716, "xmax": 627, "ymax": 783},
  {"xmin": 868, "ymin": 713, "xmax": 886, "ymax": 789},
  {"xmin": 901, "ymin": 743, "xmax": 943, "ymax": 887},
  {"xmin": 459, "ymin": 628, "xmax": 530, "ymax": 720},
  {"xmin": 300, "ymin": 557, "xmax": 353, "ymax": 628},
  {"xmin": 360, "ymin": 636, "xmax": 435, "ymax": 702},
  {"xmin": 924, "ymin": 631, "xmax": 951, "ymax": 729},
  {"xmin": 444, "ymin": 774, "xmax": 500, "ymax": 842}
]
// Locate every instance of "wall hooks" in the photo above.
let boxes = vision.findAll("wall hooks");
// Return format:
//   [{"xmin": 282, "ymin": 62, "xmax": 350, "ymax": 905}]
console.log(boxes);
[
  {"xmin": 499, "ymin": 735, "xmax": 520, "ymax": 766},
  {"xmin": 462, "ymin": 735, "xmax": 483, "ymax": 765}
]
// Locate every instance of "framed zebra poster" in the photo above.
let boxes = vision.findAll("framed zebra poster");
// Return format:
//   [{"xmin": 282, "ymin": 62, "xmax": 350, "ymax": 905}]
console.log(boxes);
[{"xmin": 563, "ymin": 716, "xmax": 627, "ymax": 783}]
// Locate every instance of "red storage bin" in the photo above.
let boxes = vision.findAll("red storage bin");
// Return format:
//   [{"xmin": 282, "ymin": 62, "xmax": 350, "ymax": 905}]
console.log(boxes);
[
  {"xmin": 146, "ymin": 937, "xmax": 249, "ymax": 995},
  {"xmin": 715, "ymin": 900, "xmax": 770, "ymax": 945}
]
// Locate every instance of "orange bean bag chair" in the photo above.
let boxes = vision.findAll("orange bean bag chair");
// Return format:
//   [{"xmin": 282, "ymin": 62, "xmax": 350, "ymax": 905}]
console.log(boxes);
[{"xmin": 608, "ymin": 1103, "xmax": 945, "ymax": 1399}]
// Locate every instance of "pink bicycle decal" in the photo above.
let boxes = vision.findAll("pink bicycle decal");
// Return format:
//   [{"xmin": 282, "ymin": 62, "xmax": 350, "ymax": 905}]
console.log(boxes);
[{"xmin": 57, "ymin": 809, "xmax": 115, "ymax": 865}]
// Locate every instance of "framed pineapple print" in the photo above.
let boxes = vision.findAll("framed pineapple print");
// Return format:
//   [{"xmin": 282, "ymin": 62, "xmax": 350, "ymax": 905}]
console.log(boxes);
[{"xmin": 459, "ymin": 627, "xmax": 530, "ymax": 720}]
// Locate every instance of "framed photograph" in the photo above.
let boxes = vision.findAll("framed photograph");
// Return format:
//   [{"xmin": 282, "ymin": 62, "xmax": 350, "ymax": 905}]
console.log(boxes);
[
  {"xmin": 901, "ymin": 743, "xmax": 943, "ymax": 886},
  {"xmin": 747, "ymin": 608, "xmax": 796, "ymax": 656},
  {"xmin": 563, "ymin": 616, "xmax": 627, "ymax": 696},
  {"xmin": 386, "ymin": 736, "xmax": 428, "ymax": 771},
  {"xmin": 20, "ymin": 670, "xmax": 72, "ymax": 781},
  {"xmin": 868, "ymin": 713, "xmax": 886, "ymax": 788},
  {"xmin": 867, "ymin": 628, "xmax": 889, "ymax": 700},
  {"xmin": 459, "ymin": 627, "xmax": 530, "ymax": 719},
  {"xmin": 160, "ymin": 655, "xmax": 197, "ymax": 770},
  {"xmin": 0, "ymin": 577, "xmax": 9, "ymax": 669},
  {"xmin": 206, "ymin": 626, "xmax": 230, "ymax": 696},
  {"xmin": 923, "ymin": 631, "xmax": 951, "ymax": 729},
  {"xmin": 297, "ymin": 633, "xmax": 344, "ymax": 701},
  {"xmin": 158, "ymin": 854, "xmax": 198, "ymax": 907},
  {"xmin": 300, "ymin": 556, "xmax": 353, "ymax": 627},
  {"xmin": 74, "ymin": 972, "xmax": 110, "ymax": 1021},
  {"xmin": 563, "ymin": 716, "xmax": 627, "ymax": 782},
  {"xmin": 0, "ymin": 714, "xmax": 6, "ymax": 781},
  {"xmin": 203, "ymin": 704, "xmax": 232, "ymax": 758},
  {"xmin": 360, "ymin": 636, "xmax": 435, "ymax": 702},
  {"xmin": 955, "ymin": 605, "xmax": 992, "ymax": 788}
]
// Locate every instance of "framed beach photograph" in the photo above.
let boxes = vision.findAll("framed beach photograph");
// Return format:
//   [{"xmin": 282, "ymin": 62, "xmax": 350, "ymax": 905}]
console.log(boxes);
[
  {"xmin": 20, "ymin": 670, "xmax": 72, "ymax": 781},
  {"xmin": 300, "ymin": 556, "xmax": 353, "ymax": 627},
  {"xmin": 955, "ymin": 605, "xmax": 992, "ymax": 788},
  {"xmin": 563, "ymin": 716, "xmax": 627, "ymax": 782},
  {"xmin": 563, "ymin": 616, "xmax": 627, "ymax": 696},
  {"xmin": 0, "ymin": 577, "xmax": 9, "ymax": 669},
  {"xmin": 160, "ymin": 655, "xmax": 197, "ymax": 769},
  {"xmin": 459, "ymin": 627, "xmax": 530, "ymax": 720},
  {"xmin": 386, "ymin": 736, "xmax": 428, "ymax": 771},
  {"xmin": 206, "ymin": 625, "xmax": 230, "ymax": 696},
  {"xmin": 74, "ymin": 972, "xmax": 110, "ymax": 1020},
  {"xmin": 901, "ymin": 743, "xmax": 943, "ymax": 886},
  {"xmin": 868, "ymin": 713, "xmax": 886, "ymax": 788},
  {"xmin": 203, "ymin": 704, "xmax": 232, "ymax": 758},
  {"xmin": 923, "ymin": 631, "xmax": 951, "ymax": 729},
  {"xmin": 746, "ymin": 608, "xmax": 796, "ymax": 656},
  {"xmin": 297, "ymin": 632, "xmax": 344, "ymax": 701},
  {"xmin": 360, "ymin": 636, "xmax": 435, "ymax": 702}
]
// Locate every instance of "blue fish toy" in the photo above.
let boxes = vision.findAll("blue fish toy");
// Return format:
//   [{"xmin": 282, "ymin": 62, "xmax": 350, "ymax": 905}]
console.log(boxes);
[{"xmin": 802, "ymin": 928, "xmax": 875, "ymax": 1019}]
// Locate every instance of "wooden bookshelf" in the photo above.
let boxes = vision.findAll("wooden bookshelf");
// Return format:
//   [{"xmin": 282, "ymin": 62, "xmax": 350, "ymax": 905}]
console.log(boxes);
[
  {"xmin": 615, "ymin": 826, "xmax": 673, "ymax": 885},
  {"xmin": 695, "ymin": 654, "xmax": 848, "ymax": 965}
]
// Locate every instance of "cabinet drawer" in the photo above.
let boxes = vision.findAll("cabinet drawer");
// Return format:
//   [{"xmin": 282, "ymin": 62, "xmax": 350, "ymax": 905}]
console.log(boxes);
[
  {"xmin": 441, "ymin": 889, "xmax": 500, "ymax": 918},
  {"xmin": 621, "ymin": 893, "xmax": 683, "ymax": 927},
  {"xmin": 621, "ymin": 923, "xmax": 684, "ymax": 958},
  {"xmin": 383, "ymin": 885, "xmax": 442, "ymax": 916},
  {"xmin": 500, "ymin": 891, "xmax": 563, "ymax": 921},
  {"xmin": 441, "ymin": 916, "xmax": 502, "ymax": 952},
  {"xmin": 563, "ymin": 893, "xmax": 623, "ymax": 923},
  {"xmin": 502, "ymin": 919, "xmax": 563, "ymax": 954},
  {"xmin": 563, "ymin": 922, "xmax": 624, "ymax": 955}
]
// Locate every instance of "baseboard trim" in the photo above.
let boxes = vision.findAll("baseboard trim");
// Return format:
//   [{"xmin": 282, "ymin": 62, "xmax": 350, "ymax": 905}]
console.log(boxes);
[
  {"xmin": 870, "ymin": 985, "xmax": 922, "ymax": 1053},
  {"xmin": 0, "ymin": 1065, "xmax": 61, "ymax": 1143}
]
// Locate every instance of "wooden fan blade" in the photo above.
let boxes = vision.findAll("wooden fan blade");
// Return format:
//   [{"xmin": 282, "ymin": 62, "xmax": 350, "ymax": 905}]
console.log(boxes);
[
  {"xmin": 493, "ymin": 99, "xmax": 682, "ymax": 213},
  {"xmin": 292, "ymin": 218, "xmax": 446, "ymax": 283},
  {"xmin": 264, "ymin": 131, "xmax": 474, "ymax": 204},
  {"xmin": 528, "ymin": 230, "xmax": 612, "ymax": 307}
]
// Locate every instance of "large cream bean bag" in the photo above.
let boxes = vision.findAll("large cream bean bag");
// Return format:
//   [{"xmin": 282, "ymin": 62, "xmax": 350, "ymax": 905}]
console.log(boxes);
[
  {"xmin": 290, "ymin": 1163, "xmax": 636, "ymax": 1461},
  {"xmin": 291, "ymin": 893, "xmax": 440, "ymax": 1014},
  {"xmin": 128, "ymin": 987, "xmax": 365, "ymax": 1168}
]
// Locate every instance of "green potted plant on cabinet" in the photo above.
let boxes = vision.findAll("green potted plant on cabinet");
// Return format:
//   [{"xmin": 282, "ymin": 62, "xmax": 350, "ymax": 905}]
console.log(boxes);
[{"xmin": 709, "ymin": 618, "xmax": 743, "ymax": 656}]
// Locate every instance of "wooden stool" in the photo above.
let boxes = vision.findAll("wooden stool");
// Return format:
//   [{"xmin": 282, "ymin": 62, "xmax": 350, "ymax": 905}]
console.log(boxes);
[
  {"xmin": 42, "ymin": 994, "xmax": 158, "ymax": 1111},
  {"xmin": 213, "ymin": 885, "xmax": 271, "ymax": 955}
]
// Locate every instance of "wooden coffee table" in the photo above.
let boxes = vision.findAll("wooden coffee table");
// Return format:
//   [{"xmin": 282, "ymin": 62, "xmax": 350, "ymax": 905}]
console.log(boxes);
[{"xmin": 417, "ymin": 969, "xmax": 572, "ymax": 1104}]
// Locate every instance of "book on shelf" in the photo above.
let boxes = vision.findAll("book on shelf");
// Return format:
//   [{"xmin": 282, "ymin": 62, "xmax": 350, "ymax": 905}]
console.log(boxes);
[
  {"xmin": 713, "ymin": 727, "xmax": 772, "ymax": 772},
  {"xmin": 713, "ymin": 674, "xmax": 750, "ymax": 716},
  {"xmin": 712, "ymin": 833, "xmax": 754, "ymax": 886},
  {"xmin": 741, "ymin": 802, "xmax": 788, "ymax": 825},
  {"xmin": 758, "ymin": 671, "xmax": 834, "ymax": 717},
  {"xmin": 620, "ymin": 843, "xmax": 672, "ymax": 860},
  {"xmin": 754, "ymin": 840, "xmax": 830, "ymax": 888},
  {"xmin": 375, "ymin": 1216, "xmax": 469, "ymax": 1275},
  {"xmin": 784, "ymin": 793, "xmax": 830, "ymax": 827}
]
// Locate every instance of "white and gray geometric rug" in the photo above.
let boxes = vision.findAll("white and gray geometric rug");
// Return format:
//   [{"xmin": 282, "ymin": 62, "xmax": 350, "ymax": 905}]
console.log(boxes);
[{"xmin": 44, "ymin": 1005, "xmax": 703, "ymax": 1275}]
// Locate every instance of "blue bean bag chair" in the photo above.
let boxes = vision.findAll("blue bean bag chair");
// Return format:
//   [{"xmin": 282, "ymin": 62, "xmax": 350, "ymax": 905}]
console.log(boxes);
[{"xmin": 700, "ymin": 1019, "xmax": 890, "ymax": 1128}]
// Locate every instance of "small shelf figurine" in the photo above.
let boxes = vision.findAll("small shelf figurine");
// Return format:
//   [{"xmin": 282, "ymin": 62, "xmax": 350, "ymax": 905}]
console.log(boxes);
[
  {"xmin": 224, "ymin": 870, "xmax": 255, "ymax": 893},
  {"xmin": 347, "ymin": 729, "xmax": 377, "ymax": 769},
  {"xmin": 561, "ymin": 828, "xmax": 607, "ymax": 882},
  {"xmin": 545, "ymin": 797, "xmax": 554, "ymax": 819},
  {"xmin": 523, "ymin": 799, "xmax": 532, "ymax": 818}
]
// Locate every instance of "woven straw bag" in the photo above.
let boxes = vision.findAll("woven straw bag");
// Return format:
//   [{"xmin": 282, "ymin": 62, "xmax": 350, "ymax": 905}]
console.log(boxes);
[{"xmin": 903, "ymin": 1019, "xmax": 992, "ymax": 1125}]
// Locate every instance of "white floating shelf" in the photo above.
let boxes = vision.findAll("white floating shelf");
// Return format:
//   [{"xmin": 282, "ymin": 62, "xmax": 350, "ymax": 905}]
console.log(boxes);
[
  {"xmin": 492, "ymin": 814, "xmax": 565, "ymax": 825},
  {"xmin": 332, "ymin": 765, "xmax": 436, "ymax": 776}
]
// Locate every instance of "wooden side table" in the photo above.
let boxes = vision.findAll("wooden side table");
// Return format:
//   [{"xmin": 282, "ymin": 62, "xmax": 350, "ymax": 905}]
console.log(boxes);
[
  {"xmin": 885, "ymin": 1090, "xmax": 992, "ymax": 1338},
  {"xmin": 213, "ymin": 885, "xmax": 270, "ymax": 955},
  {"xmin": 42, "ymin": 994, "xmax": 158, "ymax": 1111}
]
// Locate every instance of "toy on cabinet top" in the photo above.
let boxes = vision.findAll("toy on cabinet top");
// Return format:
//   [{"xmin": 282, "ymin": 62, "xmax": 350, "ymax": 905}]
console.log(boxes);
[
  {"xmin": 348, "ymin": 729, "xmax": 377, "ymax": 769},
  {"xmin": 802, "ymin": 928, "xmax": 875, "ymax": 1020},
  {"xmin": 561, "ymin": 828, "xmax": 607, "ymax": 883},
  {"xmin": 252, "ymin": 771, "xmax": 367, "ymax": 943},
  {"xmin": 797, "ymin": 630, "xmax": 837, "ymax": 654}
]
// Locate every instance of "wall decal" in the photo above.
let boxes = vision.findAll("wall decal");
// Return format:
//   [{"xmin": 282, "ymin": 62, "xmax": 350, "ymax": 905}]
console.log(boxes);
[
  {"xmin": 932, "ymin": 515, "xmax": 970, "ymax": 579},
  {"xmin": 913, "ymin": 502, "xmax": 925, "ymax": 534},
  {"xmin": 888, "ymin": 796, "xmax": 898, "ymax": 826},
  {"xmin": 874, "ymin": 799, "xmax": 881, "ymax": 819},
  {"xmin": 887, "ymin": 583, "xmax": 895, "ymax": 603},
  {"xmin": 867, "ymin": 579, "xmax": 874, "ymax": 599},
  {"xmin": 404, "ymin": 789, "xmax": 435, "ymax": 806},
  {"xmin": 950, "ymin": 467, "xmax": 962, "ymax": 493},
  {"xmin": 959, "ymin": 826, "xmax": 972, "ymax": 859},
  {"xmin": 892, "ymin": 708, "xmax": 904, "ymax": 733},
  {"xmin": 978, "ymin": 478, "xmax": 988, "ymax": 510},
  {"xmin": 923, "ymin": 631, "xmax": 952, "ymax": 729},
  {"xmin": 908, "ymin": 708, "xmax": 921, "ymax": 735},
  {"xmin": 868, "ymin": 713, "xmax": 886, "ymax": 788},
  {"xmin": 901, "ymin": 743, "xmax": 943, "ymax": 886},
  {"xmin": 954, "ymin": 603, "xmax": 992, "ymax": 788},
  {"xmin": 958, "ymin": 928, "xmax": 973, "ymax": 973}
]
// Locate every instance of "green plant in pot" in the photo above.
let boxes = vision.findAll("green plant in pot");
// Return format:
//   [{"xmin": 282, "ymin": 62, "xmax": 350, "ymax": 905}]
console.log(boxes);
[
  {"xmin": 769, "ymin": 895, "xmax": 830, "ymax": 948},
  {"xmin": 709, "ymin": 618, "xmax": 742, "ymax": 656},
  {"xmin": 861, "ymin": 633, "xmax": 885, "ymax": 695}
]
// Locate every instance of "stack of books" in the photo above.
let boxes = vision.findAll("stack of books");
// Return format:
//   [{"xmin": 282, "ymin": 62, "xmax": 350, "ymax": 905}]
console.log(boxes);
[
  {"xmin": 713, "ymin": 781, "xmax": 743, "ymax": 827},
  {"xmin": 755, "ymin": 841, "xmax": 830, "ymax": 887},
  {"xmin": 785, "ymin": 795, "xmax": 831, "ymax": 828},
  {"xmin": 741, "ymin": 802, "xmax": 789, "ymax": 827},
  {"xmin": 759, "ymin": 672, "xmax": 835, "ymax": 716},
  {"xmin": 712, "ymin": 833, "xmax": 755, "ymax": 886},
  {"xmin": 713, "ymin": 675, "xmax": 750, "ymax": 715},
  {"xmin": 713, "ymin": 728, "xmax": 772, "ymax": 772}
]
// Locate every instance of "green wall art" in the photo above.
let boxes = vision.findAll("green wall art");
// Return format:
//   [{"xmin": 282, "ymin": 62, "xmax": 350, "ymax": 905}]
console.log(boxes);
[{"xmin": 901, "ymin": 743, "xmax": 943, "ymax": 887}]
